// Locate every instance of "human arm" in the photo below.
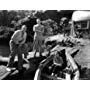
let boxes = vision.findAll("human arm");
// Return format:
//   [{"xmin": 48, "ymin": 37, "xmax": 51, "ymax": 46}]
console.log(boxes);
[
  {"xmin": 11, "ymin": 30, "xmax": 20, "ymax": 44},
  {"xmin": 33, "ymin": 25, "xmax": 35, "ymax": 32},
  {"xmin": 34, "ymin": 56, "xmax": 53, "ymax": 80},
  {"xmin": 19, "ymin": 32, "xmax": 27, "ymax": 45}
]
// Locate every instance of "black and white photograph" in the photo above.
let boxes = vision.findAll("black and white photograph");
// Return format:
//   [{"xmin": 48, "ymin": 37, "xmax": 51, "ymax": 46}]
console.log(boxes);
[
  {"xmin": 1, "ymin": 0, "xmax": 90, "ymax": 90},
  {"xmin": 0, "ymin": 10, "xmax": 90, "ymax": 80}
]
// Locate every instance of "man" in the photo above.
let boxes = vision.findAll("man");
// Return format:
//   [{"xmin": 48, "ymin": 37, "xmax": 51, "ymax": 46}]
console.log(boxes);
[
  {"xmin": 51, "ymin": 48, "xmax": 79, "ymax": 80},
  {"xmin": 60, "ymin": 17, "xmax": 69, "ymax": 36},
  {"xmin": 33, "ymin": 19, "xmax": 44, "ymax": 57},
  {"xmin": 7, "ymin": 25, "xmax": 27, "ymax": 72},
  {"xmin": 34, "ymin": 49, "xmax": 70, "ymax": 80},
  {"xmin": 35, "ymin": 48, "xmax": 79, "ymax": 80}
]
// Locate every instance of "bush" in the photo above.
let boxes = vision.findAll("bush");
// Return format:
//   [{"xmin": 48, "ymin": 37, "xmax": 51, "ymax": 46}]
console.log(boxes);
[
  {"xmin": 42, "ymin": 19, "xmax": 59, "ymax": 36},
  {"xmin": 0, "ymin": 26, "xmax": 14, "ymax": 45}
]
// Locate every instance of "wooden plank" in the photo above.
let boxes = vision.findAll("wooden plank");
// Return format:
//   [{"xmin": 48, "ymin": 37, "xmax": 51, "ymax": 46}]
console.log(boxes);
[{"xmin": 0, "ymin": 66, "xmax": 10, "ymax": 80}]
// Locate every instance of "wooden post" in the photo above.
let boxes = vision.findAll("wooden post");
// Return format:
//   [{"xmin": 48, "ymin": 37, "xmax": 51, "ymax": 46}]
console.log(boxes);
[{"xmin": 65, "ymin": 49, "xmax": 80, "ymax": 80}]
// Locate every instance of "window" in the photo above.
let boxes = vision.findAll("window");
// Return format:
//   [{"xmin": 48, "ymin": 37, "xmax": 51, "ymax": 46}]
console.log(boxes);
[
  {"xmin": 75, "ymin": 21, "xmax": 89, "ymax": 29},
  {"xmin": 81, "ymin": 21, "xmax": 89, "ymax": 29}
]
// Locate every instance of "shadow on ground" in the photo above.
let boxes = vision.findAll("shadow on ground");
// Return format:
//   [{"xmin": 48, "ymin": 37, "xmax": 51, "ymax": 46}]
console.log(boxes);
[{"xmin": 0, "ymin": 56, "xmax": 46, "ymax": 80}]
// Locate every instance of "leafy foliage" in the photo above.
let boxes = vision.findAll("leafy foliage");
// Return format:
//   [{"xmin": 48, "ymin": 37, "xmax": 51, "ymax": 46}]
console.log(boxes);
[
  {"xmin": 0, "ymin": 10, "xmax": 74, "ymax": 44},
  {"xmin": 42, "ymin": 19, "xmax": 59, "ymax": 36}
]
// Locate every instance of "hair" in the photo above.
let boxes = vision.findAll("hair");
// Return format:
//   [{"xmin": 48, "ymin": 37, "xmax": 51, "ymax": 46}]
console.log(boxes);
[
  {"xmin": 36, "ymin": 18, "xmax": 41, "ymax": 23},
  {"xmin": 21, "ymin": 25, "xmax": 26, "ymax": 30}
]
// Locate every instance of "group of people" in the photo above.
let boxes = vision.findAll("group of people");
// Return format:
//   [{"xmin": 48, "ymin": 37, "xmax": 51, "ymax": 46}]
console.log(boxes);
[
  {"xmin": 34, "ymin": 49, "xmax": 79, "ymax": 80},
  {"xmin": 7, "ymin": 18, "xmax": 45, "ymax": 73},
  {"xmin": 6, "ymin": 16, "xmax": 80, "ymax": 80}
]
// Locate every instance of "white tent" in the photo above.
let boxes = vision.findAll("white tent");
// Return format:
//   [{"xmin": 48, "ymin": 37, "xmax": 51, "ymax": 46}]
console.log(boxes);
[{"xmin": 72, "ymin": 11, "xmax": 90, "ymax": 21}]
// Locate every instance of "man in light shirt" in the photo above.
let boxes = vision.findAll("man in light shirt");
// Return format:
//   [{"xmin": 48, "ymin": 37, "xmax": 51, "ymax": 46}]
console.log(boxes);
[
  {"xmin": 33, "ymin": 19, "xmax": 44, "ymax": 57},
  {"xmin": 7, "ymin": 25, "xmax": 27, "ymax": 72}
]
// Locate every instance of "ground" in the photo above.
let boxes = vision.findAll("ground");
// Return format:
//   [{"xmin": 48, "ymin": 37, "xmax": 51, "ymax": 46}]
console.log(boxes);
[
  {"xmin": 1, "ymin": 39, "xmax": 90, "ymax": 80},
  {"xmin": 0, "ymin": 45, "xmax": 47, "ymax": 80}
]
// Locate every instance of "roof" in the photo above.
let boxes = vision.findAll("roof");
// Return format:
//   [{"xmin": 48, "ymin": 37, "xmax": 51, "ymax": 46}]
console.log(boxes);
[{"xmin": 72, "ymin": 11, "xmax": 90, "ymax": 21}]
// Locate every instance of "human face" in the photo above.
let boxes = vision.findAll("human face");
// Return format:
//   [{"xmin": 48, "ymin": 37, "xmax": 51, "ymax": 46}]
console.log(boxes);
[
  {"xmin": 37, "ymin": 19, "xmax": 41, "ymax": 25},
  {"xmin": 22, "ymin": 25, "xmax": 27, "ymax": 32}
]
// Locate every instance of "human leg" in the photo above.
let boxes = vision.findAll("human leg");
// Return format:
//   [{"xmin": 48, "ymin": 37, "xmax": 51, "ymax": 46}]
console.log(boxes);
[
  {"xmin": 17, "ymin": 46, "xmax": 23, "ymax": 71},
  {"xmin": 7, "ymin": 41, "xmax": 18, "ymax": 68},
  {"xmin": 21, "ymin": 43, "xmax": 28, "ymax": 59},
  {"xmin": 38, "ymin": 40, "xmax": 43, "ymax": 57},
  {"xmin": 33, "ymin": 39, "xmax": 39, "ymax": 57},
  {"xmin": 7, "ymin": 51, "xmax": 16, "ymax": 68}
]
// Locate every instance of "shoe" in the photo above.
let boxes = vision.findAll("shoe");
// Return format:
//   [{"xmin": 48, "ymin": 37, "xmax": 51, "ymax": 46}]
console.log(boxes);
[
  {"xmin": 6, "ymin": 67, "xmax": 11, "ymax": 72},
  {"xmin": 6, "ymin": 67, "xmax": 16, "ymax": 72}
]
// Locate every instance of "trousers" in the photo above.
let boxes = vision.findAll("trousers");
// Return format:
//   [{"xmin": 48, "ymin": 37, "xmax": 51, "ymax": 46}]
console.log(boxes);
[
  {"xmin": 33, "ymin": 37, "xmax": 44, "ymax": 56},
  {"xmin": 7, "ymin": 41, "xmax": 28, "ymax": 70}
]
